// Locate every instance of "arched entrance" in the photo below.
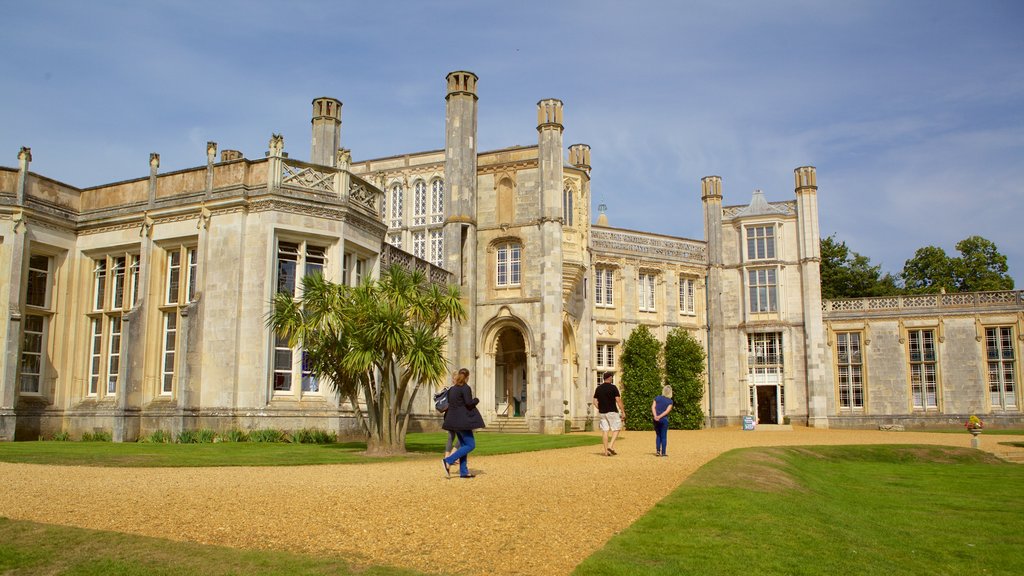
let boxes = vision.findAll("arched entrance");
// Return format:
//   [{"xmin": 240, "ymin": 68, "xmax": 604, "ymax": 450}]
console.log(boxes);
[{"xmin": 494, "ymin": 328, "xmax": 528, "ymax": 417}]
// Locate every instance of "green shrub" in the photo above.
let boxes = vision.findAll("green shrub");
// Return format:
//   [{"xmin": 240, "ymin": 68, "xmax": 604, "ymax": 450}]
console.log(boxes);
[
  {"xmin": 292, "ymin": 428, "xmax": 336, "ymax": 444},
  {"xmin": 220, "ymin": 429, "xmax": 249, "ymax": 442},
  {"xmin": 664, "ymin": 327, "xmax": 706, "ymax": 430},
  {"xmin": 621, "ymin": 325, "xmax": 662, "ymax": 431},
  {"xmin": 140, "ymin": 430, "xmax": 171, "ymax": 444},
  {"xmin": 81, "ymin": 430, "xmax": 112, "ymax": 442},
  {"xmin": 176, "ymin": 430, "xmax": 198, "ymax": 444},
  {"xmin": 50, "ymin": 431, "xmax": 71, "ymax": 442},
  {"xmin": 249, "ymin": 428, "xmax": 287, "ymax": 443},
  {"xmin": 195, "ymin": 428, "xmax": 217, "ymax": 443}
]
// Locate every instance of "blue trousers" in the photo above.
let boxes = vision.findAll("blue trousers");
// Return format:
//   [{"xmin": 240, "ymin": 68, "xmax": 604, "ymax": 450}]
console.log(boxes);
[
  {"xmin": 443, "ymin": 430, "xmax": 476, "ymax": 476},
  {"xmin": 654, "ymin": 419, "xmax": 669, "ymax": 455}
]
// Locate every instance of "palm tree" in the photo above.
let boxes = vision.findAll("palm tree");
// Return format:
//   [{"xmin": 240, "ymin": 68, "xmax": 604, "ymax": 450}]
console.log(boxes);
[{"xmin": 268, "ymin": 264, "xmax": 465, "ymax": 455}]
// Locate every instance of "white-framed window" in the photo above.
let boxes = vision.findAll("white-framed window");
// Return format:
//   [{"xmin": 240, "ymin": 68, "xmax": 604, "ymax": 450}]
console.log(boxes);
[
  {"xmin": 388, "ymin": 233, "xmax": 402, "ymax": 249},
  {"xmin": 836, "ymin": 332, "xmax": 864, "ymax": 411},
  {"xmin": 21, "ymin": 254, "xmax": 53, "ymax": 395},
  {"xmin": 85, "ymin": 251, "xmax": 142, "ymax": 398},
  {"xmin": 908, "ymin": 329, "xmax": 938, "ymax": 410},
  {"xmin": 748, "ymin": 268, "xmax": 778, "ymax": 313},
  {"xmin": 272, "ymin": 238, "xmax": 329, "ymax": 396},
  {"xmin": 638, "ymin": 272, "xmax": 656, "ymax": 312},
  {"xmin": 748, "ymin": 332, "xmax": 784, "ymax": 414},
  {"xmin": 496, "ymin": 243, "xmax": 521, "ymax": 287},
  {"xmin": 986, "ymin": 327, "xmax": 1016, "ymax": 410},
  {"xmin": 746, "ymin": 225, "xmax": 776, "ymax": 260},
  {"xmin": 389, "ymin": 183, "xmax": 404, "ymax": 228},
  {"xmin": 413, "ymin": 231, "xmax": 426, "ymax": 260},
  {"xmin": 562, "ymin": 186, "xmax": 574, "ymax": 226},
  {"xmin": 596, "ymin": 342, "xmax": 616, "ymax": 370},
  {"xmin": 678, "ymin": 276, "xmax": 695, "ymax": 315},
  {"xmin": 413, "ymin": 180, "xmax": 427, "ymax": 226},
  {"xmin": 429, "ymin": 230, "xmax": 444, "ymax": 268},
  {"xmin": 342, "ymin": 251, "xmax": 367, "ymax": 287},
  {"xmin": 595, "ymin": 267, "xmax": 614, "ymax": 308},
  {"xmin": 157, "ymin": 245, "xmax": 198, "ymax": 397},
  {"xmin": 430, "ymin": 179, "xmax": 444, "ymax": 224}
]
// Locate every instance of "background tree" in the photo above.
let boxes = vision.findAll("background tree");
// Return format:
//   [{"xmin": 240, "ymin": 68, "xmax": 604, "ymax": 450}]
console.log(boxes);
[
  {"xmin": 268, "ymin": 265, "xmax": 465, "ymax": 455},
  {"xmin": 663, "ymin": 327, "xmax": 706, "ymax": 429},
  {"xmin": 620, "ymin": 324, "xmax": 662, "ymax": 431},
  {"xmin": 820, "ymin": 235, "xmax": 901, "ymax": 298},
  {"xmin": 901, "ymin": 245, "xmax": 956, "ymax": 293},
  {"xmin": 953, "ymin": 235, "xmax": 1014, "ymax": 292}
]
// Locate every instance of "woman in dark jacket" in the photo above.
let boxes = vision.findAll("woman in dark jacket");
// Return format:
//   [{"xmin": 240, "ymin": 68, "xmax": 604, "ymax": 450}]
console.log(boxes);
[{"xmin": 442, "ymin": 368, "xmax": 485, "ymax": 478}]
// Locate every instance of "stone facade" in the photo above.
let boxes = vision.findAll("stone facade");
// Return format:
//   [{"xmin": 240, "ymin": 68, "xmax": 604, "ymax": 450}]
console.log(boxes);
[{"xmin": 1, "ymin": 71, "xmax": 1020, "ymax": 440}]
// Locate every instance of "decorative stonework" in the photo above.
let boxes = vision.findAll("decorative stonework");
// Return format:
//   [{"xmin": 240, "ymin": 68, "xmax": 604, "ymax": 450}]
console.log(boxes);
[
  {"xmin": 281, "ymin": 162, "xmax": 333, "ymax": 192},
  {"xmin": 723, "ymin": 200, "xmax": 796, "ymax": 219},
  {"xmin": 591, "ymin": 229, "xmax": 706, "ymax": 264}
]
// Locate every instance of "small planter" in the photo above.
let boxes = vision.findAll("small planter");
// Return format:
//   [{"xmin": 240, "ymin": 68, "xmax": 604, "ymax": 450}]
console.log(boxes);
[{"xmin": 968, "ymin": 428, "xmax": 982, "ymax": 437}]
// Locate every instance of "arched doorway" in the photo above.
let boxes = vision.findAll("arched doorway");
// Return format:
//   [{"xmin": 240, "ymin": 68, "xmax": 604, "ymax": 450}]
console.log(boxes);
[{"xmin": 494, "ymin": 328, "xmax": 528, "ymax": 417}]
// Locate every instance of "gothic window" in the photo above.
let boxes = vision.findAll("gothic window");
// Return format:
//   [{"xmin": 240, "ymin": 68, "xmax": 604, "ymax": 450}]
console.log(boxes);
[
  {"xmin": 413, "ymin": 180, "xmax": 427, "ymax": 226},
  {"xmin": 388, "ymin": 233, "xmax": 402, "ymax": 249},
  {"xmin": 986, "ymin": 327, "xmax": 1017, "ymax": 410},
  {"xmin": 908, "ymin": 329, "xmax": 938, "ymax": 410},
  {"xmin": 86, "ymin": 250, "xmax": 144, "ymax": 398},
  {"xmin": 389, "ymin": 183, "xmax": 404, "ymax": 228},
  {"xmin": 429, "ymin": 230, "xmax": 444, "ymax": 268},
  {"xmin": 678, "ymin": 276, "xmax": 695, "ymax": 315},
  {"xmin": 20, "ymin": 254, "xmax": 53, "ymax": 395},
  {"xmin": 562, "ymin": 186, "xmax": 574, "ymax": 226},
  {"xmin": 748, "ymin": 268, "xmax": 778, "ymax": 313},
  {"xmin": 273, "ymin": 239, "xmax": 329, "ymax": 395},
  {"xmin": 496, "ymin": 243, "xmax": 521, "ymax": 287},
  {"xmin": 638, "ymin": 273, "xmax": 656, "ymax": 312},
  {"xmin": 836, "ymin": 332, "xmax": 864, "ymax": 410},
  {"xmin": 594, "ymin": 267, "xmax": 614, "ymax": 308},
  {"xmin": 413, "ymin": 231, "xmax": 426, "ymax": 261},
  {"xmin": 430, "ymin": 179, "xmax": 444, "ymax": 224},
  {"xmin": 746, "ymin": 225, "xmax": 776, "ymax": 260},
  {"xmin": 159, "ymin": 245, "xmax": 198, "ymax": 396}
]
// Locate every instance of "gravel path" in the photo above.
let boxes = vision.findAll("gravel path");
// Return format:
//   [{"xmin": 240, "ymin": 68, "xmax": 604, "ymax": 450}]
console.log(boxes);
[{"xmin": 1, "ymin": 428, "xmax": 1020, "ymax": 576}]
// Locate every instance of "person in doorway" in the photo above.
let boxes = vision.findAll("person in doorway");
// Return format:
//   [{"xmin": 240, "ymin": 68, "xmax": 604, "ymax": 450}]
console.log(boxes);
[
  {"xmin": 593, "ymin": 372, "xmax": 625, "ymax": 456},
  {"xmin": 442, "ymin": 368, "xmax": 485, "ymax": 478},
  {"xmin": 651, "ymin": 385, "xmax": 674, "ymax": 457}
]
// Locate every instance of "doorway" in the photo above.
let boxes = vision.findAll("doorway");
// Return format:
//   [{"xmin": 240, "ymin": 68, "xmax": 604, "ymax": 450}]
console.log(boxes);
[
  {"xmin": 756, "ymin": 385, "xmax": 779, "ymax": 424},
  {"xmin": 494, "ymin": 328, "xmax": 527, "ymax": 417}
]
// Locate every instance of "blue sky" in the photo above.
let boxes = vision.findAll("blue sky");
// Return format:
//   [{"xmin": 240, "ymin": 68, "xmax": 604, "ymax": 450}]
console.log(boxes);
[{"xmin": 3, "ymin": 0, "xmax": 1022, "ymax": 285}]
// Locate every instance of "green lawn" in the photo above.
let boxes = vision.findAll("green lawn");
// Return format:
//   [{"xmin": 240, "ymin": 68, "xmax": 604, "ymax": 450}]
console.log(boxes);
[
  {"xmin": 574, "ymin": 444, "xmax": 1024, "ymax": 576},
  {"xmin": 0, "ymin": 431, "xmax": 600, "ymax": 467}
]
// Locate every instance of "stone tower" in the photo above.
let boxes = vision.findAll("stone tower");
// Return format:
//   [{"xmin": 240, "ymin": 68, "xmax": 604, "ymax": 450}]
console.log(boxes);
[
  {"xmin": 794, "ymin": 166, "xmax": 832, "ymax": 428},
  {"xmin": 701, "ymin": 175, "xmax": 726, "ymax": 426},
  {"xmin": 310, "ymin": 97, "xmax": 342, "ymax": 167},
  {"xmin": 443, "ymin": 71, "xmax": 479, "ymax": 372},
  {"xmin": 536, "ymin": 98, "xmax": 566, "ymax": 433}
]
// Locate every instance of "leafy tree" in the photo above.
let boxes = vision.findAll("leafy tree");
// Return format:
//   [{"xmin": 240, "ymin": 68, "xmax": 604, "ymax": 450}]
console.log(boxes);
[
  {"xmin": 820, "ymin": 235, "xmax": 901, "ymax": 298},
  {"xmin": 902, "ymin": 236, "xmax": 1013, "ymax": 293},
  {"xmin": 953, "ymin": 236, "xmax": 1014, "ymax": 292},
  {"xmin": 267, "ymin": 265, "xmax": 465, "ymax": 455},
  {"xmin": 663, "ymin": 328, "xmax": 706, "ymax": 429},
  {"xmin": 620, "ymin": 325, "xmax": 662, "ymax": 431}
]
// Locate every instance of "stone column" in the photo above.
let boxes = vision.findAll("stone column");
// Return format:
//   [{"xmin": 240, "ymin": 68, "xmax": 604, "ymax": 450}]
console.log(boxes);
[
  {"xmin": 0, "ymin": 148, "xmax": 32, "ymax": 440},
  {"xmin": 536, "ymin": 98, "xmax": 566, "ymax": 433},
  {"xmin": 702, "ymin": 176, "xmax": 726, "ymax": 427},
  {"xmin": 443, "ymin": 71, "xmax": 479, "ymax": 373},
  {"xmin": 310, "ymin": 97, "xmax": 342, "ymax": 167}
]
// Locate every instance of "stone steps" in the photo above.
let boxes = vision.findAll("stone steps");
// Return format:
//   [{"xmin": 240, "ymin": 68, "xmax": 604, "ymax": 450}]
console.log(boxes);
[{"xmin": 492, "ymin": 417, "xmax": 530, "ymax": 434}]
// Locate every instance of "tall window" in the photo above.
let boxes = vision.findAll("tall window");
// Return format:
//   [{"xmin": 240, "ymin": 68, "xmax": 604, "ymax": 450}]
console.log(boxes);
[
  {"xmin": 594, "ymin": 267, "xmax": 614, "ymax": 308},
  {"xmin": 678, "ymin": 276, "xmax": 695, "ymax": 315},
  {"xmin": 429, "ymin": 230, "xmax": 444, "ymax": 268},
  {"xmin": 748, "ymin": 268, "xmax": 778, "ymax": 313},
  {"xmin": 21, "ymin": 254, "xmax": 53, "ymax": 395},
  {"xmin": 986, "ymin": 327, "xmax": 1017, "ymax": 409},
  {"xmin": 746, "ymin": 225, "xmax": 776, "ymax": 260},
  {"xmin": 343, "ymin": 251, "xmax": 367, "ymax": 287},
  {"xmin": 413, "ymin": 231, "xmax": 426, "ymax": 260},
  {"xmin": 159, "ymin": 245, "xmax": 198, "ymax": 396},
  {"xmin": 413, "ymin": 180, "xmax": 427, "ymax": 226},
  {"xmin": 430, "ymin": 179, "xmax": 444, "ymax": 224},
  {"xmin": 273, "ymin": 239, "xmax": 328, "ymax": 395},
  {"xmin": 496, "ymin": 243, "xmax": 521, "ymax": 287},
  {"xmin": 638, "ymin": 273, "xmax": 656, "ymax": 312},
  {"xmin": 389, "ymin": 183, "xmax": 404, "ymax": 228},
  {"xmin": 836, "ymin": 332, "xmax": 864, "ymax": 410},
  {"xmin": 562, "ymin": 186, "xmax": 574, "ymax": 226},
  {"xmin": 596, "ymin": 343, "xmax": 616, "ymax": 371},
  {"xmin": 908, "ymin": 329, "xmax": 938, "ymax": 410},
  {"xmin": 748, "ymin": 332, "xmax": 784, "ymax": 414},
  {"xmin": 86, "ymin": 251, "xmax": 143, "ymax": 397}
]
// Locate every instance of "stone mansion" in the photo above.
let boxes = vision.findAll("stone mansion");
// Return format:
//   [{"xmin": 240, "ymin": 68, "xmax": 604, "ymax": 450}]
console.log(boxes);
[{"xmin": 1, "ymin": 71, "xmax": 1021, "ymax": 440}]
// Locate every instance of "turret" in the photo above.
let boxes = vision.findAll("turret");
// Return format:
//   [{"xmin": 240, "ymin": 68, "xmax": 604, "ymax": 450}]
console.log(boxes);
[
  {"xmin": 569, "ymin": 143, "xmax": 590, "ymax": 174},
  {"xmin": 311, "ymin": 97, "xmax": 342, "ymax": 167}
]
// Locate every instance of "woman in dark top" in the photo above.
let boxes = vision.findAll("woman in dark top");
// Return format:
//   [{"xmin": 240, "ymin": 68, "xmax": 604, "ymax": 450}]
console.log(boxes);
[
  {"xmin": 442, "ymin": 368, "xmax": 485, "ymax": 478},
  {"xmin": 651, "ymin": 385, "xmax": 674, "ymax": 457}
]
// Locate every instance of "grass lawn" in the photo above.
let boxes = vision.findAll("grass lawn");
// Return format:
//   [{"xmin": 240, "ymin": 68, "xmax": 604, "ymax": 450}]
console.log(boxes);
[
  {"xmin": 0, "ymin": 431, "xmax": 600, "ymax": 467},
  {"xmin": 574, "ymin": 444, "xmax": 1024, "ymax": 576}
]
